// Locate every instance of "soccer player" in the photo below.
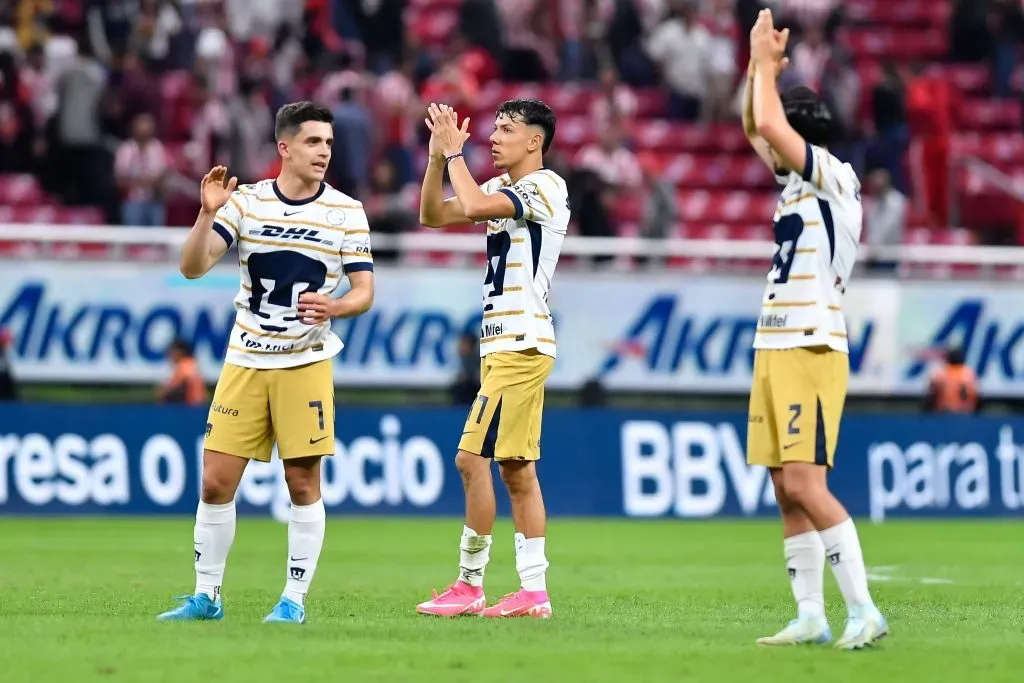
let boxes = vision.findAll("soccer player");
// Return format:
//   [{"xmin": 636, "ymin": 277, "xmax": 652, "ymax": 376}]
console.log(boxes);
[
  {"xmin": 414, "ymin": 99, "xmax": 568, "ymax": 618},
  {"xmin": 743, "ymin": 11, "xmax": 889, "ymax": 649},
  {"xmin": 156, "ymin": 102, "xmax": 375, "ymax": 624}
]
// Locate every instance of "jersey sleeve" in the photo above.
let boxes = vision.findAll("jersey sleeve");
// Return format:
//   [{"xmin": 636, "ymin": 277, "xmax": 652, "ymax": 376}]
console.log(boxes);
[
  {"xmin": 499, "ymin": 172, "xmax": 566, "ymax": 224},
  {"xmin": 340, "ymin": 207, "xmax": 374, "ymax": 274},
  {"xmin": 213, "ymin": 190, "xmax": 247, "ymax": 248},
  {"xmin": 804, "ymin": 144, "xmax": 859, "ymax": 201}
]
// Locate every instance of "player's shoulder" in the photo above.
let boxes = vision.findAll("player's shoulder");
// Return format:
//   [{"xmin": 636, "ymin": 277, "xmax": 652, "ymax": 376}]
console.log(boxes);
[
  {"xmin": 521, "ymin": 168, "xmax": 567, "ymax": 194},
  {"xmin": 483, "ymin": 174, "xmax": 512, "ymax": 192},
  {"xmin": 811, "ymin": 145, "xmax": 860, "ymax": 184},
  {"xmin": 235, "ymin": 179, "xmax": 273, "ymax": 201},
  {"xmin": 318, "ymin": 183, "xmax": 363, "ymax": 210}
]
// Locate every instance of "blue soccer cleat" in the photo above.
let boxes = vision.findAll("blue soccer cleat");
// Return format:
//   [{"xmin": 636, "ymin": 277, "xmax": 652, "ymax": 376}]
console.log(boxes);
[
  {"xmin": 157, "ymin": 594, "xmax": 223, "ymax": 621},
  {"xmin": 835, "ymin": 605, "xmax": 889, "ymax": 650},
  {"xmin": 263, "ymin": 596, "xmax": 306, "ymax": 624}
]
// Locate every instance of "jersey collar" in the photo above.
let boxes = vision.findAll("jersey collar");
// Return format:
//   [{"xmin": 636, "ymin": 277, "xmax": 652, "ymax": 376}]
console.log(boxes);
[{"xmin": 272, "ymin": 180, "xmax": 326, "ymax": 206}]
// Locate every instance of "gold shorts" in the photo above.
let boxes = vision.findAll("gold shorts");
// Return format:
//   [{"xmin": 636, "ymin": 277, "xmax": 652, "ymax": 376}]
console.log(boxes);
[
  {"xmin": 204, "ymin": 359, "xmax": 335, "ymax": 462},
  {"xmin": 458, "ymin": 349, "xmax": 554, "ymax": 461},
  {"xmin": 746, "ymin": 347, "xmax": 848, "ymax": 469}
]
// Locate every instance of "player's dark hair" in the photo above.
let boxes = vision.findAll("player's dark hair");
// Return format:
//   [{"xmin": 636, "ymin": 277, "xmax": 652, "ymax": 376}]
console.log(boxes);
[
  {"xmin": 496, "ymin": 98, "xmax": 556, "ymax": 155},
  {"xmin": 275, "ymin": 101, "xmax": 334, "ymax": 140},
  {"xmin": 168, "ymin": 338, "xmax": 193, "ymax": 357},
  {"xmin": 780, "ymin": 86, "xmax": 839, "ymax": 148}
]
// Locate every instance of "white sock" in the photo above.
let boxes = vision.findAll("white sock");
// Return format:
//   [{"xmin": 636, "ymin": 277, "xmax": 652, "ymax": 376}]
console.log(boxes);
[
  {"xmin": 282, "ymin": 498, "xmax": 326, "ymax": 606},
  {"xmin": 514, "ymin": 532, "xmax": 549, "ymax": 593},
  {"xmin": 194, "ymin": 500, "xmax": 236, "ymax": 600},
  {"xmin": 820, "ymin": 518, "xmax": 875, "ymax": 612},
  {"xmin": 783, "ymin": 530, "xmax": 825, "ymax": 620},
  {"xmin": 458, "ymin": 525, "xmax": 492, "ymax": 588}
]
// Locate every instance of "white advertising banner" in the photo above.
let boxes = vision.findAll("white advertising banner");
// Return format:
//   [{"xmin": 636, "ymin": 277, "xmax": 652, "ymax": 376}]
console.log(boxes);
[{"xmin": 0, "ymin": 262, "xmax": 1018, "ymax": 396}]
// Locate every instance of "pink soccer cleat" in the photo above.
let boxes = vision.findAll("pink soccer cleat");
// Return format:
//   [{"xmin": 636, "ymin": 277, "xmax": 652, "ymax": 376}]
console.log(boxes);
[
  {"xmin": 481, "ymin": 589, "xmax": 552, "ymax": 619},
  {"xmin": 415, "ymin": 581, "xmax": 486, "ymax": 617}
]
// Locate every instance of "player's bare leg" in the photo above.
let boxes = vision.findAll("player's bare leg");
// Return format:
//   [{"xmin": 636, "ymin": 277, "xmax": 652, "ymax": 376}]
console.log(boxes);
[
  {"xmin": 482, "ymin": 460, "xmax": 551, "ymax": 618},
  {"xmin": 416, "ymin": 450, "xmax": 492, "ymax": 616},
  {"xmin": 157, "ymin": 449, "xmax": 247, "ymax": 621},
  {"xmin": 263, "ymin": 456, "xmax": 326, "ymax": 624},
  {"xmin": 782, "ymin": 462, "xmax": 889, "ymax": 649},
  {"xmin": 756, "ymin": 468, "xmax": 830, "ymax": 646}
]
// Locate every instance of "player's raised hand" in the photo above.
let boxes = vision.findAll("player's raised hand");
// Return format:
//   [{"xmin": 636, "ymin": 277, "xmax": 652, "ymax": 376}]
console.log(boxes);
[
  {"xmin": 298, "ymin": 291, "xmax": 332, "ymax": 325},
  {"xmin": 426, "ymin": 102, "xmax": 471, "ymax": 158},
  {"xmin": 750, "ymin": 9, "xmax": 789, "ymax": 67},
  {"xmin": 200, "ymin": 165, "xmax": 237, "ymax": 215}
]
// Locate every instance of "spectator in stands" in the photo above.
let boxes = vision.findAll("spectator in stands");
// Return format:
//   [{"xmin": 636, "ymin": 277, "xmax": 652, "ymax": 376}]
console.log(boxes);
[
  {"xmin": 868, "ymin": 61, "xmax": 910, "ymax": 194},
  {"xmin": 949, "ymin": 0, "xmax": 993, "ymax": 63},
  {"xmin": 351, "ymin": 0, "xmax": 407, "ymax": 73},
  {"xmin": 701, "ymin": 0, "xmax": 740, "ymax": 123},
  {"xmin": 0, "ymin": 50, "xmax": 34, "ymax": 173},
  {"xmin": 496, "ymin": 0, "xmax": 559, "ymax": 82},
  {"xmin": 636, "ymin": 154, "xmax": 678, "ymax": 267},
  {"xmin": 86, "ymin": 0, "xmax": 140, "ymax": 64},
  {"xmin": 332, "ymin": 84, "xmax": 373, "ymax": 197},
  {"xmin": 790, "ymin": 23, "xmax": 829, "ymax": 90},
  {"xmin": 862, "ymin": 168, "xmax": 906, "ymax": 273},
  {"xmin": 575, "ymin": 119, "xmax": 643, "ymax": 191},
  {"xmin": 906, "ymin": 64, "xmax": 955, "ymax": 227},
  {"xmin": 224, "ymin": 77, "xmax": 273, "ymax": 185},
  {"xmin": 364, "ymin": 158, "xmax": 417, "ymax": 263},
  {"xmin": 115, "ymin": 111, "xmax": 168, "ymax": 226},
  {"xmin": 374, "ymin": 58, "xmax": 420, "ymax": 186},
  {"xmin": 53, "ymin": 38, "xmax": 107, "ymax": 207},
  {"xmin": 645, "ymin": 0, "xmax": 712, "ymax": 122},
  {"xmin": 0, "ymin": 327, "xmax": 18, "ymax": 403},
  {"xmin": 988, "ymin": 0, "xmax": 1024, "ymax": 97},
  {"xmin": 924, "ymin": 347, "xmax": 979, "ymax": 414},
  {"xmin": 589, "ymin": 65, "xmax": 637, "ymax": 132},
  {"xmin": 157, "ymin": 338, "xmax": 207, "ymax": 406}
]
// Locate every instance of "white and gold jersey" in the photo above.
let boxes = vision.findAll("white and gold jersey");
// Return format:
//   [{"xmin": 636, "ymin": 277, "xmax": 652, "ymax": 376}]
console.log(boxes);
[
  {"xmin": 211, "ymin": 179, "xmax": 373, "ymax": 369},
  {"xmin": 476, "ymin": 169, "xmax": 570, "ymax": 358},
  {"xmin": 754, "ymin": 143, "xmax": 862, "ymax": 353}
]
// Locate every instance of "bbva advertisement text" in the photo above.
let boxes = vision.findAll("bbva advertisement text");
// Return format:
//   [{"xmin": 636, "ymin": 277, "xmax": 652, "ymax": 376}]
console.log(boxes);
[{"xmin": 2, "ymin": 405, "xmax": 1023, "ymax": 521}]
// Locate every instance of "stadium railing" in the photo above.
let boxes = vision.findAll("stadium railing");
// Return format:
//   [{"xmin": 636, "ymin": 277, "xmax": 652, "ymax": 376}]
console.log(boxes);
[{"xmin": 1, "ymin": 224, "xmax": 1022, "ymax": 274}]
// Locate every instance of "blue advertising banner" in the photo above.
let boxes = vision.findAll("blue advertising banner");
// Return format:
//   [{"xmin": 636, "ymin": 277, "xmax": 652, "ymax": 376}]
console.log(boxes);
[{"xmin": 1, "ymin": 404, "xmax": 1023, "ymax": 521}]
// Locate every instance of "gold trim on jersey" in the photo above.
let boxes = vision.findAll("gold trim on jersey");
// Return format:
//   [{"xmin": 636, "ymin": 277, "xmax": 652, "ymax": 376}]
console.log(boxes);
[
  {"xmin": 788, "ymin": 274, "xmax": 815, "ymax": 281},
  {"xmin": 504, "ymin": 286, "xmax": 523, "ymax": 292},
  {"xmin": 796, "ymin": 248, "xmax": 816, "ymax": 254},
  {"xmin": 507, "ymin": 262, "xmax": 523, "ymax": 268},
  {"xmin": 756, "ymin": 327, "xmax": 816, "ymax": 334},
  {"xmin": 828, "ymin": 305, "xmax": 841, "ymax": 311},
  {"xmin": 341, "ymin": 251, "xmax": 373, "ymax": 259},
  {"xmin": 228, "ymin": 196, "xmax": 245, "ymax": 216},
  {"xmin": 537, "ymin": 337, "xmax": 555, "ymax": 344},
  {"xmin": 345, "ymin": 229, "xmax": 370, "ymax": 235},
  {"xmin": 317, "ymin": 200, "xmax": 361, "ymax": 208},
  {"xmin": 534, "ymin": 314, "xmax": 549, "ymax": 320},
  {"xmin": 762, "ymin": 301, "xmax": 816, "ymax": 308},
  {"xmin": 218, "ymin": 215, "xmax": 239, "ymax": 234},
  {"xmin": 532, "ymin": 169, "xmax": 565, "ymax": 190},
  {"xmin": 783, "ymin": 193, "xmax": 816, "ymax": 207},
  {"xmin": 830, "ymin": 332, "xmax": 848, "ymax": 338},
  {"xmin": 532, "ymin": 183, "xmax": 554, "ymax": 217},
  {"xmin": 235, "ymin": 321, "xmax": 309, "ymax": 340},
  {"xmin": 481, "ymin": 333, "xmax": 522, "ymax": 343},
  {"xmin": 239, "ymin": 235, "xmax": 340, "ymax": 256},
  {"xmin": 803, "ymin": 220, "xmax": 822, "ymax": 227},
  {"xmin": 242, "ymin": 283, "xmax": 251, "ymax": 291},
  {"xmin": 482, "ymin": 310, "xmax": 524, "ymax": 319},
  {"xmin": 511, "ymin": 237, "xmax": 525, "ymax": 244}
]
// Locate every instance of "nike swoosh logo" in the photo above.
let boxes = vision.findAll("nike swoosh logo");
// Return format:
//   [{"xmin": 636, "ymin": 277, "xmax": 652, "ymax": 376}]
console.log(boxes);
[
  {"xmin": 783, "ymin": 442, "xmax": 800, "ymax": 450},
  {"xmin": 290, "ymin": 556, "xmax": 308, "ymax": 562},
  {"xmin": 284, "ymin": 210, "xmax": 304, "ymax": 216},
  {"xmin": 309, "ymin": 436, "xmax": 329, "ymax": 444},
  {"xmin": 500, "ymin": 608, "xmax": 522, "ymax": 616}
]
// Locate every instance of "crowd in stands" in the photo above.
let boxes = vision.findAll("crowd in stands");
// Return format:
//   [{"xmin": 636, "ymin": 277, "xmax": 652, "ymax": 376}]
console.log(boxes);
[{"xmin": 0, "ymin": 0, "xmax": 1023, "ymax": 254}]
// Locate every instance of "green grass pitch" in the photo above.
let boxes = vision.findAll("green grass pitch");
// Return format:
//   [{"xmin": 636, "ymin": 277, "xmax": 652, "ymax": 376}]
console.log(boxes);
[{"xmin": 1, "ymin": 517, "xmax": 1022, "ymax": 682}]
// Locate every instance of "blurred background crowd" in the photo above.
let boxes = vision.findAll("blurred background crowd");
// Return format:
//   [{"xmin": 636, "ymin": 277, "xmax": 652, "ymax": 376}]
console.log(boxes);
[{"xmin": 1, "ymin": 0, "xmax": 1024, "ymax": 260}]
